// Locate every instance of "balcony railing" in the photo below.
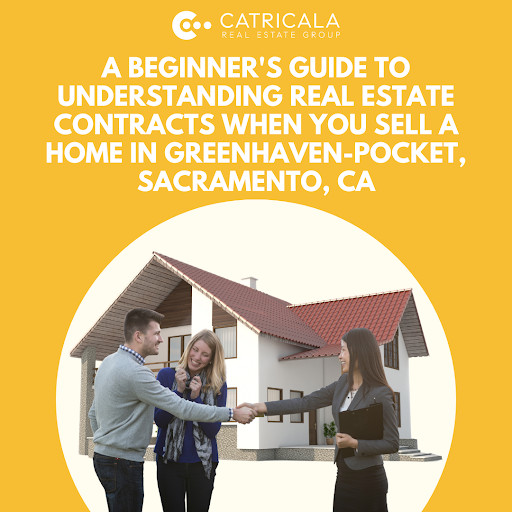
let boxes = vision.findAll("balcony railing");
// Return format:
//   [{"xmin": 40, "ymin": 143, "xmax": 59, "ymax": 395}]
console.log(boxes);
[{"xmin": 143, "ymin": 360, "xmax": 178, "ymax": 375}]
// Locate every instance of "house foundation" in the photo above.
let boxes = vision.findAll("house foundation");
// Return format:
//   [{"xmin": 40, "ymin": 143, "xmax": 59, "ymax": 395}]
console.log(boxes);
[{"xmin": 87, "ymin": 425, "xmax": 439, "ymax": 462}]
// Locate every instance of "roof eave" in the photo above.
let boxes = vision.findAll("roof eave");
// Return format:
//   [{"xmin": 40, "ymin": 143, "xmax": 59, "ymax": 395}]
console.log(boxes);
[{"xmin": 153, "ymin": 253, "xmax": 261, "ymax": 336}]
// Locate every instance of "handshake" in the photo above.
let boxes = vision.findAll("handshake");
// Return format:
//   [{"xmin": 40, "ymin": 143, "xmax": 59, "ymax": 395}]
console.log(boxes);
[{"xmin": 232, "ymin": 402, "xmax": 268, "ymax": 424}]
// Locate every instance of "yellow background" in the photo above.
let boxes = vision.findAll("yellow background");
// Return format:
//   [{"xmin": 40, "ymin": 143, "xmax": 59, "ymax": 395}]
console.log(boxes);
[{"xmin": 2, "ymin": 0, "xmax": 510, "ymax": 510}]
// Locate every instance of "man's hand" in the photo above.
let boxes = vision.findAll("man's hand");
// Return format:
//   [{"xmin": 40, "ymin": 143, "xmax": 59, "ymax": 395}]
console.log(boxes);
[
  {"xmin": 236, "ymin": 402, "xmax": 267, "ymax": 416},
  {"xmin": 175, "ymin": 368, "xmax": 187, "ymax": 393},
  {"xmin": 233, "ymin": 406, "xmax": 256, "ymax": 424},
  {"xmin": 336, "ymin": 433, "xmax": 358, "ymax": 449},
  {"xmin": 189, "ymin": 375, "xmax": 202, "ymax": 400}
]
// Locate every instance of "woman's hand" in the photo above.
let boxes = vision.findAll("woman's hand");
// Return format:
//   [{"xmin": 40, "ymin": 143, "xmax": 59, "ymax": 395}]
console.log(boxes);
[
  {"xmin": 236, "ymin": 402, "xmax": 267, "ymax": 416},
  {"xmin": 175, "ymin": 368, "xmax": 187, "ymax": 393},
  {"xmin": 336, "ymin": 433, "xmax": 358, "ymax": 449},
  {"xmin": 189, "ymin": 375, "xmax": 202, "ymax": 400}
]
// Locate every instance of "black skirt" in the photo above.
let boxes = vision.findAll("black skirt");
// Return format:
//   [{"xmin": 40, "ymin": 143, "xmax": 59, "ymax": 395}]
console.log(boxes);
[{"xmin": 333, "ymin": 456, "xmax": 388, "ymax": 512}]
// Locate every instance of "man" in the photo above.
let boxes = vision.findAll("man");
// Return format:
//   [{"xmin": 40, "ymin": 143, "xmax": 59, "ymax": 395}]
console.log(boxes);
[{"xmin": 89, "ymin": 308, "xmax": 255, "ymax": 512}]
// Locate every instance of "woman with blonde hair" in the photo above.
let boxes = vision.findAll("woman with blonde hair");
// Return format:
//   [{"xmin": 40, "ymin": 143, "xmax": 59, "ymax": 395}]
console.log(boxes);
[{"xmin": 154, "ymin": 329, "xmax": 227, "ymax": 512}]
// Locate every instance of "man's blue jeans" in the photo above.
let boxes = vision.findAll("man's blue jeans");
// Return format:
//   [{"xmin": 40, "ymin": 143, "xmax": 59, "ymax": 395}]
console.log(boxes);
[{"xmin": 93, "ymin": 452, "xmax": 144, "ymax": 512}]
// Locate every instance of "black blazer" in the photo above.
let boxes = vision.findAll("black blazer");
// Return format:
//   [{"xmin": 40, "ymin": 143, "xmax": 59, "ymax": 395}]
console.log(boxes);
[{"xmin": 265, "ymin": 373, "xmax": 399, "ymax": 469}]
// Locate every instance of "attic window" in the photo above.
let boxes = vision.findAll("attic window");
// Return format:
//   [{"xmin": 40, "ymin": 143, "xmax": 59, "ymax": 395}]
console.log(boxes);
[
  {"xmin": 214, "ymin": 325, "xmax": 237, "ymax": 359},
  {"xmin": 384, "ymin": 330, "xmax": 399, "ymax": 370},
  {"xmin": 168, "ymin": 335, "xmax": 191, "ymax": 368}
]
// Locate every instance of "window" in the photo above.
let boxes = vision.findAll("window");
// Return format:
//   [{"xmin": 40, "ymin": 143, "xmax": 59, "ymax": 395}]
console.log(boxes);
[
  {"xmin": 168, "ymin": 335, "xmax": 191, "ymax": 368},
  {"xmin": 226, "ymin": 388, "xmax": 237, "ymax": 421},
  {"xmin": 267, "ymin": 388, "xmax": 283, "ymax": 422},
  {"xmin": 394, "ymin": 391, "xmax": 401, "ymax": 427},
  {"xmin": 384, "ymin": 330, "xmax": 399, "ymax": 370},
  {"xmin": 214, "ymin": 325, "xmax": 237, "ymax": 359},
  {"xmin": 290, "ymin": 391, "xmax": 304, "ymax": 423}
]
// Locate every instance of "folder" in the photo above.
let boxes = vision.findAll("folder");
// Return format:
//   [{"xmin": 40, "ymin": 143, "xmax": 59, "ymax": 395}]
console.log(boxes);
[{"xmin": 338, "ymin": 402, "xmax": 383, "ymax": 458}]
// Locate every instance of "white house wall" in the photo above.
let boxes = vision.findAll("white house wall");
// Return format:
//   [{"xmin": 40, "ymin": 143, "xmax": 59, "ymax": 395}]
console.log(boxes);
[
  {"xmin": 229, "ymin": 322, "xmax": 260, "ymax": 449},
  {"xmin": 191, "ymin": 288, "xmax": 213, "ymax": 332},
  {"xmin": 143, "ymin": 295, "xmax": 412, "ymax": 449},
  {"xmin": 257, "ymin": 335, "xmax": 325, "ymax": 449},
  {"xmin": 382, "ymin": 328, "xmax": 411, "ymax": 438}
]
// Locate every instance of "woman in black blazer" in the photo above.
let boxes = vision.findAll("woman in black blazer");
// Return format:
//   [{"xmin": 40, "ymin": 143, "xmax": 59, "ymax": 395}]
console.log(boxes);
[{"xmin": 238, "ymin": 328, "xmax": 399, "ymax": 512}]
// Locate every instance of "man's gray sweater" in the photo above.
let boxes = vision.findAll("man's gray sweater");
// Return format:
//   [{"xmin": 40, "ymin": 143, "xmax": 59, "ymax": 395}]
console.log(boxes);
[{"xmin": 89, "ymin": 348, "xmax": 230, "ymax": 462}]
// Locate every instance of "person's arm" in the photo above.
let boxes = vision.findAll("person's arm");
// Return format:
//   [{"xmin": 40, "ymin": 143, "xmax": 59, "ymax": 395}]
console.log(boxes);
[
  {"xmin": 238, "ymin": 378, "xmax": 339, "ymax": 416},
  {"xmin": 88, "ymin": 399, "xmax": 98, "ymax": 433},
  {"xmin": 134, "ymin": 366, "xmax": 254, "ymax": 424},
  {"xmin": 196, "ymin": 382, "xmax": 227, "ymax": 439},
  {"xmin": 267, "ymin": 379, "xmax": 338, "ymax": 415},
  {"xmin": 154, "ymin": 368, "xmax": 184, "ymax": 428},
  {"xmin": 133, "ymin": 365, "xmax": 229, "ymax": 422},
  {"xmin": 337, "ymin": 388, "xmax": 399, "ymax": 456}
]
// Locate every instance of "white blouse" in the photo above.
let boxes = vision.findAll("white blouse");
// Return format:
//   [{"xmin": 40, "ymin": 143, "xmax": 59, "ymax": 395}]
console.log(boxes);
[
  {"xmin": 339, "ymin": 390, "xmax": 360, "ymax": 453},
  {"xmin": 340, "ymin": 390, "xmax": 357, "ymax": 412}
]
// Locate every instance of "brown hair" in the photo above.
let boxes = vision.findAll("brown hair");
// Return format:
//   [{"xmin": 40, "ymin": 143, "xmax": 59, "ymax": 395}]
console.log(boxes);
[
  {"xmin": 124, "ymin": 308, "xmax": 164, "ymax": 342},
  {"xmin": 342, "ymin": 328, "xmax": 395, "ymax": 402}
]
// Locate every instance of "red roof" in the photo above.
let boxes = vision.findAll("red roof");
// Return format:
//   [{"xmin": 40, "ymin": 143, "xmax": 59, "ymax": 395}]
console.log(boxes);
[
  {"xmin": 155, "ymin": 253, "xmax": 326, "ymax": 349},
  {"xmin": 281, "ymin": 290, "xmax": 413, "ymax": 360},
  {"xmin": 71, "ymin": 252, "xmax": 427, "ymax": 361},
  {"xmin": 284, "ymin": 344, "xmax": 342, "ymax": 359}
]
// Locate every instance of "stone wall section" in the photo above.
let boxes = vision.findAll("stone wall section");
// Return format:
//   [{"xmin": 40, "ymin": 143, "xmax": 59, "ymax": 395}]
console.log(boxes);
[{"xmin": 79, "ymin": 346, "xmax": 96, "ymax": 455}]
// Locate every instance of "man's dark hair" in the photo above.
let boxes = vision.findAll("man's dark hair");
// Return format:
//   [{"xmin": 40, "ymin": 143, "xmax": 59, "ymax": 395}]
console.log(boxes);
[{"xmin": 124, "ymin": 308, "xmax": 164, "ymax": 342}]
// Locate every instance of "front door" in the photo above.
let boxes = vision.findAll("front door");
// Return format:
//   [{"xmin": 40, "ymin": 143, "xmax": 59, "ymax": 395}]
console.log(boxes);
[{"xmin": 309, "ymin": 410, "xmax": 317, "ymax": 445}]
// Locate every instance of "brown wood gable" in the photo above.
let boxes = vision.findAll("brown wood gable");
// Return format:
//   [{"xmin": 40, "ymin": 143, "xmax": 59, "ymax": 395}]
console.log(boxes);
[
  {"xmin": 70, "ymin": 257, "xmax": 183, "ymax": 360},
  {"xmin": 156, "ymin": 280, "xmax": 192, "ymax": 328},
  {"xmin": 399, "ymin": 294, "xmax": 429, "ymax": 357},
  {"xmin": 213, "ymin": 302, "xmax": 236, "ymax": 327},
  {"xmin": 154, "ymin": 254, "xmax": 261, "ymax": 336}
]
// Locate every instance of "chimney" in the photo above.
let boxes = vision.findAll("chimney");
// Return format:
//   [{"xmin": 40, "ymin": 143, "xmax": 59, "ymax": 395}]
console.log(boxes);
[{"xmin": 241, "ymin": 276, "xmax": 258, "ymax": 290}]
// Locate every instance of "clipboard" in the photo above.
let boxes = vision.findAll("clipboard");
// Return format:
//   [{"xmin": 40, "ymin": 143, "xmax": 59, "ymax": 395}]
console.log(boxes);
[{"xmin": 338, "ymin": 402, "xmax": 383, "ymax": 458}]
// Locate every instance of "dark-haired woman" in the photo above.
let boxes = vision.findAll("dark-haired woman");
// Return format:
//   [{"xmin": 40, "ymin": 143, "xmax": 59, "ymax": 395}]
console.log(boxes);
[{"xmin": 238, "ymin": 327, "xmax": 399, "ymax": 512}]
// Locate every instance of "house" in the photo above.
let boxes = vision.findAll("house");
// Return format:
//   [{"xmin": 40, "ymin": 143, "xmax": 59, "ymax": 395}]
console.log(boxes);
[{"xmin": 72, "ymin": 252, "xmax": 435, "ymax": 461}]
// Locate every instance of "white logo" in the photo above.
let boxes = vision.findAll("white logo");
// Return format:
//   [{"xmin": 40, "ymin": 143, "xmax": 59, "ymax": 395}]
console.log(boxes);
[{"xmin": 172, "ymin": 11, "xmax": 212, "ymax": 40}]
